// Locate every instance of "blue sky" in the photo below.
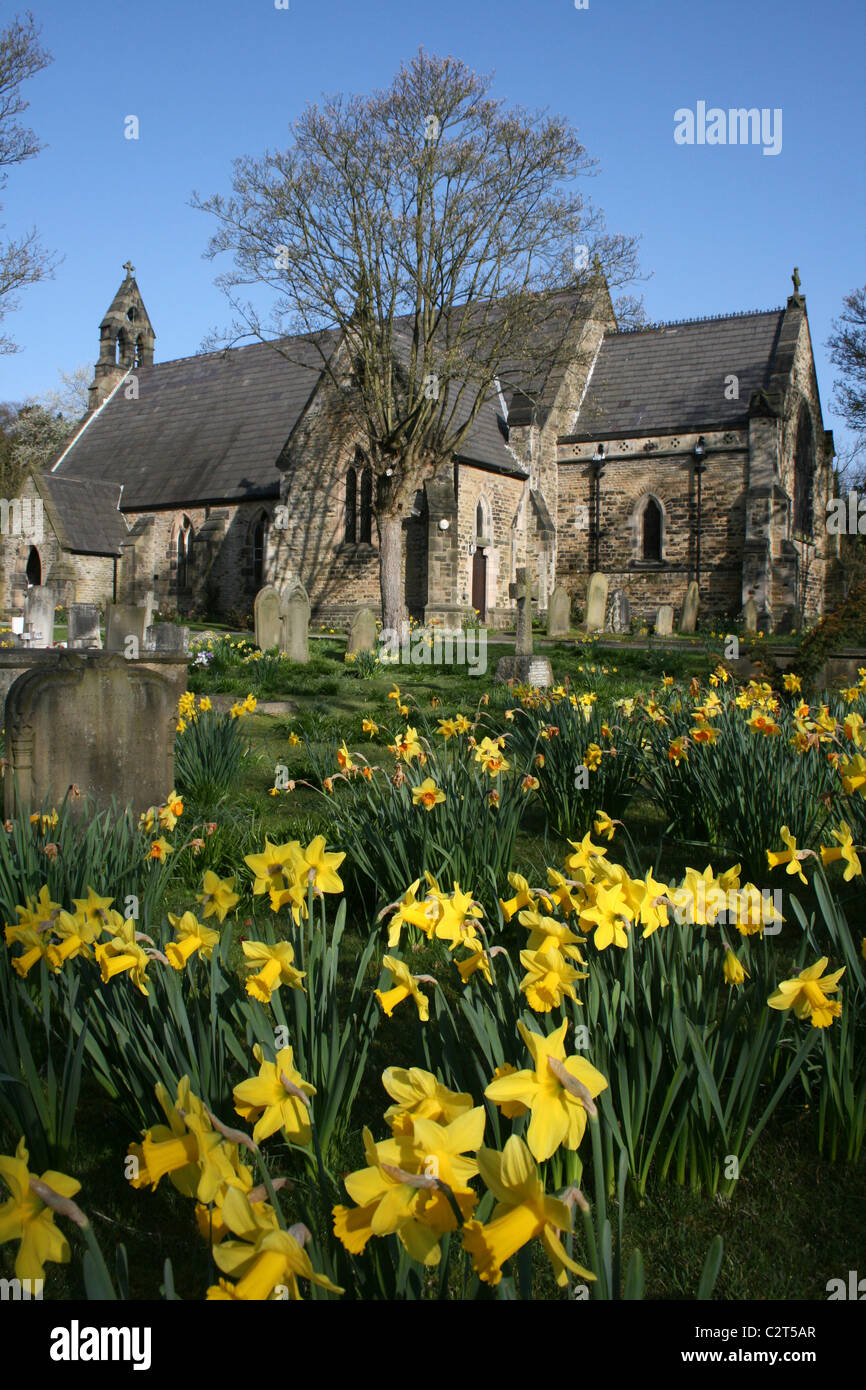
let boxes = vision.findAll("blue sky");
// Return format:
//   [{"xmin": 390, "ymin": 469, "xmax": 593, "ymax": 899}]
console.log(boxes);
[{"xmin": 3, "ymin": 0, "xmax": 864, "ymax": 456}]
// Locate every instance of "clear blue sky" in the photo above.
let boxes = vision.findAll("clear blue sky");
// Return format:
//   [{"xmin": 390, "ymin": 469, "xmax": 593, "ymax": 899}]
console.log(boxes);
[{"xmin": 3, "ymin": 0, "xmax": 864, "ymax": 456}]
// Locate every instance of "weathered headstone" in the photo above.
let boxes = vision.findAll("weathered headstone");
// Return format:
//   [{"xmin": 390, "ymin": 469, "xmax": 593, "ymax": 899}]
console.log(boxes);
[
  {"xmin": 23, "ymin": 586, "xmax": 55, "ymax": 648},
  {"xmin": 105, "ymin": 603, "xmax": 149, "ymax": 654},
  {"xmin": 282, "ymin": 583, "xmax": 310, "ymax": 664},
  {"xmin": 679, "ymin": 581, "xmax": 700, "ymax": 635},
  {"xmin": 584, "ymin": 572, "xmax": 608, "ymax": 633},
  {"xmin": 606, "ymin": 588, "xmax": 631, "ymax": 634},
  {"xmin": 347, "ymin": 606, "xmax": 378, "ymax": 655},
  {"xmin": 145, "ymin": 624, "xmax": 190, "ymax": 654},
  {"xmin": 547, "ymin": 585, "xmax": 571, "ymax": 638},
  {"xmin": 254, "ymin": 585, "xmax": 283, "ymax": 652},
  {"xmin": 4, "ymin": 651, "xmax": 188, "ymax": 818},
  {"xmin": 775, "ymin": 606, "xmax": 798, "ymax": 636},
  {"xmin": 742, "ymin": 598, "xmax": 758, "ymax": 635},
  {"xmin": 655, "ymin": 604, "xmax": 674, "ymax": 636},
  {"xmin": 68, "ymin": 604, "xmax": 102, "ymax": 650}
]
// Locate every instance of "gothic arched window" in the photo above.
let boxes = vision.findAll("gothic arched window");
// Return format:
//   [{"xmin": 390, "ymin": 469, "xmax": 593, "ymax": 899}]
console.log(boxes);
[
  {"xmin": 134, "ymin": 336, "xmax": 143, "ymax": 369},
  {"xmin": 252, "ymin": 512, "xmax": 268, "ymax": 589},
  {"xmin": 642, "ymin": 497, "xmax": 662, "ymax": 561},
  {"xmin": 115, "ymin": 332, "xmax": 125, "ymax": 366},
  {"xmin": 793, "ymin": 404, "xmax": 815, "ymax": 536},
  {"xmin": 177, "ymin": 518, "xmax": 193, "ymax": 591},
  {"xmin": 25, "ymin": 546, "xmax": 41, "ymax": 587},
  {"xmin": 359, "ymin": 466, "xmax": 373, "ymax": 544},
  {"xmin": 345, "ymin": 468, "xmax": 357, "ymax": 544}
]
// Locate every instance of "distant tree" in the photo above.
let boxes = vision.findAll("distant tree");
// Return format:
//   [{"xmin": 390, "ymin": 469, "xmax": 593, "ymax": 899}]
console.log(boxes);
[
  {"xmin": 193, "ymin": 49, "xmax": 644, "ymax": 626},
  {"xmin": 0, "ymin": 11, "xmax": 55, "ymax": 355},
  {"xmin": 827, "ymin": 285, "xmax": 866, "ymax": 482},
  {"xmin": 4, "ymin": 402, "xmax": 74, "ymax": 478},
  {"xmin": 38, "ymin": 362, "xmax": 91, "ymax": 420}
]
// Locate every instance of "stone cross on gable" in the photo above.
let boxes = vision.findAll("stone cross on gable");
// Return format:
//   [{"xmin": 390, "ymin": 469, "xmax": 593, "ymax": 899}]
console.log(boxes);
[
  {"xmin": 791, "ymin": 266, "xmax": 801, "ymax": 294},
  {"xmin": 123, "ymin": 260, "xmax": 135, "ymax": 278}
]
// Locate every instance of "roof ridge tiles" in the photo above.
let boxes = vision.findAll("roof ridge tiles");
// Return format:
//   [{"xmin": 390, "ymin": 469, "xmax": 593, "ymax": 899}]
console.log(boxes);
[{"xmin": 613, "ymin": 307, "xmax": 785, "ymax": 335}]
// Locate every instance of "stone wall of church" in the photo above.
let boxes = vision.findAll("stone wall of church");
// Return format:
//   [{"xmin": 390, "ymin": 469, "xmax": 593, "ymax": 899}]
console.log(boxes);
[
  {"xmin": 0, "ymin": 477, "xmax": 117, "ymax": 615},
  {"xmin": 556, "ymin": 428, "xmax": 750, "ymax": 623},
  {"xmin": 455, "ymin": 464, "xmax": 526, "ymax": 626}
]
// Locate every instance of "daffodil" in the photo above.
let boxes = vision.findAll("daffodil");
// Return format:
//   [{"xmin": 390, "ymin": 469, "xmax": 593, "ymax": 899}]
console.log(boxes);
[
  {"xmin": 577, "ymin": 881, "xmax": 634, "ymax": 950},
  {"xmin": 209, "ymin": 1190, "xmax": 342, "ymax": 1300},
  {"xmin": 300, "ymin": 836, "xmax": 345, "ymax": 895},
  {"xmin": 195, "ymin": 870, "xmax": 241, "ymax": 923},
  {"xmin": 233, "ymin": 1044, "xmax": 316, "ymax": 1145},
  {"xmin": 0, "ymin": 1139, "xmax": 81, "ymax": 1281},
  {"xmin": 242, "ymin": 940, "xmax": 306, "ymax": 1003},
  {"xmin": 766, "ymin": 826, "xmax": 810, "ymax": 885},
  {"xmin": 383, "ymin": 880, "xmax": 438, "ymax": 948},
  {"xmin": 820, "ymin": 822, "xmax": 862, "ymax": 881},
  {"xmin": 723, "ymin": 950, "xmax": 748, "ymax": 987},
  {"xmin": 244, "ymin": 838, "xmax": 304, "ymax": 894},
  {"xmin": 375, "ymin": 956, "xmax": 432, "ymax": 1021},
  {"xmin": 412, "ymin": 778, "xmax": 445, "ymax": 811},
  {"xmin": 485, "ymin": 1020, "xmax": 607, "ymax": 1161},
  {"xmin": 94, "ymin": 919, "xmax": 153, "ymax": 994},
  {"xmin": 499, "ymin": 873, "xmax": 538, "ymax": 922},
  {"xmin": 767, "ymin": 957, "xmax": 845, "ymax": 1028},
  {"xmin": 462, "ymin": 1135, "xmax": 594, "ymax": 1287},
  {"xmin": 519, "ymin": 946, "xmax": 587, "ymax": 1013},
  {"xmin": 166, "ymin": 911, "xmax": 220, "ymax": 969},
  {"xmin": 381, "ymin": 1067, "xmax": 474, "ymax": 1134},
  {"xmin": 518, "ymin": 904, "xmax": 585, "ymax": 962}
]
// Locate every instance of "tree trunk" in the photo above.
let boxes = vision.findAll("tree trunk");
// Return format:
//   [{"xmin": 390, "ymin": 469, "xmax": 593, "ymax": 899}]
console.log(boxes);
[{"xmin": 378, "ymin": 511, "xmax": 405, "ymax": 632}]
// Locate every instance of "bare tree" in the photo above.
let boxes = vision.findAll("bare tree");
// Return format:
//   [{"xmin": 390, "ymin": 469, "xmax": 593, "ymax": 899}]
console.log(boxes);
[
  {"xmin": 827, "ymin": 285, "xmax": 866, "ymax": 483},
  {"xmin": 193, "ymin": 50, "xmax": 643, "ymax": 627},
  {"xmin": 0, "ymin": 11, "xmax": 55, "ymax": 355}
]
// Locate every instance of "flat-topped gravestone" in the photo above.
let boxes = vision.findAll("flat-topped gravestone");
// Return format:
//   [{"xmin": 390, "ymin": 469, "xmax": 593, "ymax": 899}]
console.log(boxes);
[
  {"xmin": 584, "ymin": 572, "xmax": 608, "ymax": 633},
  {"xmin": 282, "ymin": 583, "xmax": 310, "ymax": 664},
  {"xmin": 146, "ymin": 624, "xmax": 190, "ymax": 654},
  {"xmin": 254, "ymin": 585, "xmax": 283, "ymax": 652},
  {"xmin": 24, "ymin": 586, "xmax": 55, "ymax": 648},
  {"xmin": 656, "ymin": 604, "xmax": 674, "ymax": 636},
  {"xmin": 68, "ymin": 604, "xmax": 102, "ymax": 650},
  {"xmin": 525, "ymin": 655, "xmax": 554, "ymax": 689},
  {"xmin": 105, "ymin": 604, "xmax": 149, "ymax": 654},
  {"xmin": 606, "ymin": 588, "xmax": 630, "ymax": 634},
  {"xmin": 347, "ymin": 606, "xmax": 377, "ymax": 655},
  {"xmin": 679, "ymin": 581, "xmax": 700, "ymax": 634},
  {"xmin": 742, "ymin": 598, "xmax": 758, "ymax": 634},
  {"xmin": 547, "ymin": 585, "xmax": 571, "ymax": 638}
]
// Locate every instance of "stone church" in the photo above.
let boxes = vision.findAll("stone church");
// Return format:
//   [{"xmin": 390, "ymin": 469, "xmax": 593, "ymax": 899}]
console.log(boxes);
[{"xmin": 3, "ymin": 262, "xmax": 842, "ymax": 631}]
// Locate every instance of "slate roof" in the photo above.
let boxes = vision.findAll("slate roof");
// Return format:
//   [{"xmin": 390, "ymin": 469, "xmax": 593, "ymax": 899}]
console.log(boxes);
[
  {"xmin": 35, "ymin": 473, "xmax": 128, "ymax": 556},
  {"xmin": 569, "ymin": 309, "xmax": 786, "ymax": 440},
  {"xmin": 52, "ymin": 334, "xmax": 337, "ymax": 509}
]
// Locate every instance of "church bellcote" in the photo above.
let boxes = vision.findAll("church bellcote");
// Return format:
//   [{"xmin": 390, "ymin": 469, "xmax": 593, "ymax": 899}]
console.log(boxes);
[{"xmin": 87, "ymin": 262, "xmax": 155, "ymax": 411}]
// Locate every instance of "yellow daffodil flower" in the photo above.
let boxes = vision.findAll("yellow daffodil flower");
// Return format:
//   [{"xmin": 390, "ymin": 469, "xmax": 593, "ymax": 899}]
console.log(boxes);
[
  {"xmin": 767, "ymin": 957, "xmax": 845, "ymax": 1028},
  {"xmin": 233, "ymin": 1044, "xmax": 316, "ymax": 1145},
  {"xmin": 242, "ymin": 940, "xmax": 306, "ymax": 1002},
  {"xmin": 0, "ymin": 1139, "xmax": 81, "ymax": 1281},
  {"xmin": 375, "ymin": 956, "xmax": 432, "ymax": 1021},
  {"xmin": 485, "ymin": 1019, "xmax": 608, "ymax": 1161},
  {"xmin": 195, "ymin": 870, "xmax": 240, "ymax": 923}
]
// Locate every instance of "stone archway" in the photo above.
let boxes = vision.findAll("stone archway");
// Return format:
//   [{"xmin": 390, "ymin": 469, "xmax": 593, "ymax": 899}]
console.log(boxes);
[{"xmin": 25, "ymin": 546, "xmax": 41, "ymax": 587}]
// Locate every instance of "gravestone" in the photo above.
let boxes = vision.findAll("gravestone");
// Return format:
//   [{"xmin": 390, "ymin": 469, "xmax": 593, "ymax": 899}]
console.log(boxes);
[
  {"xmin": 282, "ymin": 583, "xmax": 311, "ymax": 664},
  {"xmin": 775, "ymin": 606, "xmax": 798, "ymax": 636},
  {"xmin": 23, "ymin": 587, "xmax": 55, "ymax": 648},
  {"xmin": 679, "ymin": 582, "xmax": 700, "ymax": 634},
  {"xmin": 547, "ymin": 585, "xmax": 571, "ymax": 639},
  {"xmin": 105, "ymin": 604, "xmax": 149, "ymax": 654},
  {"xmin": 3, "ymin": 651, "xmax": 188, "ymax": 818},
  {"xmin": 742, "ymin": 598, "xmax": 758, "ymax": 635},
  {"xmin": 495, "ymin": 567, "xmax": 552, "ymax": 687},
  {"xmin": 656, "ymin": 604, "xmax": 674, "ymax": 636},
  {"xmin": 606, "ymin": 588, "xmax": 631, "ymax": 634},
  {"xmin": 347, "ymin": 606, "xmax": 377, "ymax": 655},
  {"xmin": 68, "ymin": 604, "xmax": 102, "ymax": 650},
  {"xmin": 146, "ymin": 624, "xmax": 190, "ymax": 654},
  {"xmin": 254, "ymin": 585, "xmax": 283, "ymax": 652},
  {"xmin": 584, "ymin": 572, "xmax": 608, "ymax": 633}
]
